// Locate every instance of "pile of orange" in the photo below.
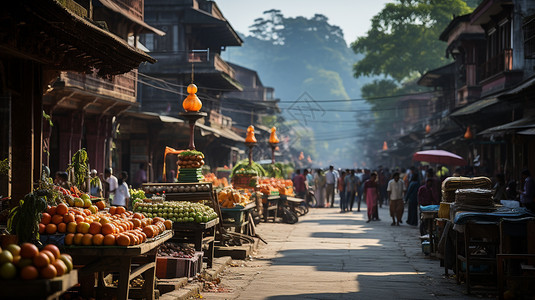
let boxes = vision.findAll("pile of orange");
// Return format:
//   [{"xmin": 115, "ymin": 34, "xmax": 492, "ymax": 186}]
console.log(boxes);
[
  {"xmin": 0, "ymin": 243, "xmax": 73, "ymax": 280},
  {"xmin": 41, "ymin": 202, "xmax": 173, "ymax": 247}
]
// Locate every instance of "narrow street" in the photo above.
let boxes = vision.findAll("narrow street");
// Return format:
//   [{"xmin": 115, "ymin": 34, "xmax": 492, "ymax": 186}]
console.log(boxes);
[{"xmin": 203, "ymin": 202, "xmax": 472, "ymax": 300}]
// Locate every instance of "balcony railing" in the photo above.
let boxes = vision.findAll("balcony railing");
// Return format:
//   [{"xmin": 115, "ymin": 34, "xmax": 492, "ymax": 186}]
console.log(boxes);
[
  {"xmin": 61, "ymin": 69, "xmax": 137, "ymax": 102},
  {"xmin": 480, "ymin": 49, "xmax": 513, "ymax": 80}
]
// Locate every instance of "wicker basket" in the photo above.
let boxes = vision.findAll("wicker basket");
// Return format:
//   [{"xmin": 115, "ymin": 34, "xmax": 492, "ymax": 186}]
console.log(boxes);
[{"xmin": 232, "ymin": 175, "xmax": 258, "ymax": 189}]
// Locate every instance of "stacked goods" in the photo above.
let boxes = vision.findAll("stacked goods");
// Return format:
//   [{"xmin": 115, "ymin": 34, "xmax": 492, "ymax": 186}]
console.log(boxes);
[
  {"xmin": 257, "ymin": 178, "xmax": 294, "ymax": 196},
  {"xmin": 218, "ymin": 187, "xmax": 251, "ymax": 208},
  {"xmin": 441, "ymin": 176, "xmax": 492, "ymax": 202},
  {"xmin": 39, "ymin": 203, "xmax": 172, "ymax": 247},
  {"xmin": 454, "ymin": 188, "xmax": 496, "ymax": 211},
  {"xmin": 158, "ymin": 242, "xmax": 196, "ymax": 258},
  {"xmin": 0, "ymin": 243, "xmax": 73, "ymax": 280},
  {"xmin": 204, "ymin": 173, "xmax": 229, "ymax": 188},
  {"xmin": 177, "ymin": 151, "xmax": 205, "ymax": 183},
  {"xmin": 143, "ymin": 183, "xmax": 211, "ymax": 194},
  {"xmin": 129, "ymin": 188, "xmax": 146, "ymax": 208},
  {"xmin": 231, "ymin": 168, "xmax": 258, "ymax": 188},
  {"xmin": 134, "ymin": 201, "xmax": 217, "ymax": 223}
]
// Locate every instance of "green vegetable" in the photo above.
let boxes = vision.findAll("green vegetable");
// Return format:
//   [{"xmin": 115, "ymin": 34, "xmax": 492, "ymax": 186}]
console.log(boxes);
[
  {"xmin": 178, "ymin": 150, "xmax": 204, "ymax": 158},
  {"xmin": 66, "ymin": 149, "xmax": 88, "ymax": 188},
  {"xmin": 7, "ymin": 192, "xmax": 48, "ymax": 244},
  {"xmin": 231, "ymin": 159, "xmax": 266, "ymax": 178}
]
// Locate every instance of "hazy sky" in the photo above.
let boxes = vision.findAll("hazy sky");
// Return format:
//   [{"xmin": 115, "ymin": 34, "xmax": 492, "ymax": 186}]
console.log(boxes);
[{"xmin": 216, "ymin": 0, "xmax": 392, "ymax": 43}]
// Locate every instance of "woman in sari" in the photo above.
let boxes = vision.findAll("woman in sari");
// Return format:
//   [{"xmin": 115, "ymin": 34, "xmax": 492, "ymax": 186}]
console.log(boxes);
[{"xmin": 363, "ymin": 172, "xmax": 380, "ymax": 223}]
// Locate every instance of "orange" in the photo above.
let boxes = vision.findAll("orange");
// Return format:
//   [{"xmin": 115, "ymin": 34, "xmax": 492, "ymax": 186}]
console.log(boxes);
[
  {"xmin": 47, "ymin": 206, "xmax": 56, "ymax": 216},
  {"xmin": 99, "ymin": 216, "xmax": 110, "ymax": 225},
  {"xmin": 57, "ymin": 222, "xmax": 67, "ymax": 233},
  {"xmin": 45, "ymin": 223, "xmax": 57, "ymax": 235},
  {"xmin": 131, "ymin": 219, "xmax": 141, "ymax": 228},
  {"xmin": 73, "ymin": 233, "xmax": 84, "ymax": 245},
  {"xmin": 96, "ymin": 201, "xmax": 106, "ymax": 210},
  {"xmin": 20, "ymin": 243, "xmax": 39, "ymax": 259},
  {"xmin": 103, "ymin": 234, "xmax": 116, "ymax": 246},
  {"xmin": 82, "ymin": 234, "xmax": 93, "ymax": 246},
  {"xmin": 64, "ymin": 233, "xmax": 75, "ymax": 246},
  {"xmin": 53, "ymin": 260, "xmax": 67, "ymax": 276},
  {"xmin": 38, "ymin": 223, "xmax": 46, "ymax": 234},
  {"xmin": 43, "ymin": 245, "xmax": 60, "ymax": 259},
  {"xmin": 66, "ymin": 222, "xmax": 78, "ymax": 234},
  {"xmin": 40, "ymin": 264, "xmax": 57, "ymax": 279},
  {"xmin": 88, "ymin": 222, "xmax": 102, "ymax": 235},
  {"xmin": 101, "ymin": 223, "xmax": 115, "ymax": 235},
  {"xmin": 63, "ymin": 213, "xmax": 75, "ymax": 224},
  {"xmin": 76, "ymin": 222, "xmax": 90, "ymax": 234},
  {"xmin": 115, "ymin": 206, "xmax": 126, "ymax": 215},
  {"xmin": 133, "ymin": 213, "xmax": 144, "ymax": 219},
  {"xmin": 108, "ymin": 206, "xmax": 117, "ymax": 215},
  {"xmin": 33, "ymin": 252, "xmax": 50, "ymax": 268},
  {"xmin": 92, "ymin": 234, "xmax": 104, "ymax": 246},
  {"xmin": 83, "ymin": 209, "xmax": 92, "ymax": 216},
  {"xmin": 75, "ymin": 215, "xmax": 85, "ymax": 224},
  {"xmin": 164, "ymin": 220, "xmax": 173, "ymax": 230},
  {"xmin": 51, "ymin": 214, "xmax": 64, "ymax": 225},
  {"xmin": 138, "ymin": 232, "xmax": 147, "ymax": 243},
  {"xmin": 143, "ymin": 226, "xmax": 156, "ymax": 238},
  {"xmin": 56, "ymin": 204, "xmax": 68, "ymax": 216},
  {"xmin": 20, "ymin": 265, "xmax": 39, "ymax": 280},
  {"xmin": 116, "ymin": 234, "xmax": 130, "ymax": 246},
  {"xmin": 41, "ymin": 250, "xmax": 55, "ymax": 264},
  {"xmin": 41, "ymin": 213, "xmax": 52, "ymax": 225}
]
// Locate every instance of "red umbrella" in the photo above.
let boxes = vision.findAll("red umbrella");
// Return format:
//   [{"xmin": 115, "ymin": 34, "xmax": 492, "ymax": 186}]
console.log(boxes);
[{"xmin": 412, "ymin": 150, "xmax": 467, "ymax": 166}]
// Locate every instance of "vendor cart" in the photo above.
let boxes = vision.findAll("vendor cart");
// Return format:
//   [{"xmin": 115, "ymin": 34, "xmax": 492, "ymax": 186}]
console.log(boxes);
[{"xmin": 63, "ymin": 230, "xmax": 173, "ymax": 300}]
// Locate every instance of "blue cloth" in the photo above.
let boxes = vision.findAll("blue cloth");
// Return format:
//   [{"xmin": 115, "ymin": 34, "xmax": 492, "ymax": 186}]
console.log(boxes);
[
  {"xmin": 454, "ymin": 207, "xmax": 535, "ymax": 225},
  {"xmin": 419, "ymin": 205, "xmax": 440, "ymax": 212}
]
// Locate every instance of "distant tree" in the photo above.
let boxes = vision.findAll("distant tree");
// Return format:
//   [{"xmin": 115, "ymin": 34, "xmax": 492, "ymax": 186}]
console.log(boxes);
[{"xmin": 351, "ymin": 0, "xmax": 473, "ymax": 82}]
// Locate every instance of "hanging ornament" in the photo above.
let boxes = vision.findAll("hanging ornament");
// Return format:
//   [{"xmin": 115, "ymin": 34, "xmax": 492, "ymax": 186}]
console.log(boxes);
[
  {"xmin": 182, "ymin": 84, "xmax": 202, "ymax": 112},
  {"xmin": 269, "ymin": 127, "xmax": 280, "ymax": 144},
  {"xmin": 464, "ymin": 126, "xmax": 473, "ymax": 139},
  {"xmin": 382, "ymin": 141, "xmax": 388, "ymax": 151},
  {"xmin": 245, "ymin": 125, "xmax": 257, "ymax": 143},
  {"xmin": 425, "ymin": 124, "xmax": 431, "ymax": 133}
]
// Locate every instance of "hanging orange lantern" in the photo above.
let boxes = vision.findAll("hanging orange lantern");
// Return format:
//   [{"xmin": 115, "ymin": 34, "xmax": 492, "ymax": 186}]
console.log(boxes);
[
  {"xmin": 245, "ymin": 125, "xmax": 257, "ymax": 143},
  {"xmin": 425, "ymin": 124, "xmax": 431, "ymax": 133},
  {"xmin": 382, "ymin": 141, "xmax": 388, "ymax": 151},
  {"xmin": 298, "ymin": 152, "xmax": 304, "ymax": 160},
  {"xmin": 182, "ymin": 84, "xmax": 202, "ymax": 112},
  {"xmin": 464, "ymin": 126, "xmax": 473, "ymax": 139},
  {"xmin": 269, "ymin": 127, "xmax": 280, "ymax": 144}
]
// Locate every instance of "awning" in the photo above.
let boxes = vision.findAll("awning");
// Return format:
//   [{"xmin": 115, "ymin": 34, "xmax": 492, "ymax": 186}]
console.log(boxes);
[
  {"xmin": 501, "ymin": 75, "xmax": 535, "ymax": 96},
  {"xmin": 449, "ymin": 97, "xmax": 500, "ymax": 117},
  {"xmin": 196, "ymin": 123, "xmax": 243, "ymax": 142},
  {"xmin": 478, "ymin": 117, "xmax": 535, "ymax": 135},
  {"xmin": 123, "ymin": 111, "xmax": 184, "ymax": 124},
  {"xmin": 518, "ymin": 128, "xmax": 535, "ymax": 135},
  {"xmin": 3, "ymin": 0, "xmax": 156, "ymax": 76},
  {"xmin": 183, "ymin": 8, "xmax": 242, "ymax": 47},
  {"xmin": 97, "ymin": 0, "xmax": 166, "ymax": 36}
]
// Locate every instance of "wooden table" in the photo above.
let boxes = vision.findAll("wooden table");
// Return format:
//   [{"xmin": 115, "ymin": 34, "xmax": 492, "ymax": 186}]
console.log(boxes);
[
  {"xmin": 421, "ymin": 210, "xmax": 438, "ymax": 254},
  {"xmin": 262, "ymin": 195, "xmax": 279, "ymax": 222},
  {"xmin": 171, "ymin": 218, "xmax": 219, "ymax": 269},
  {"xmin": 0, "ymin": 270, "xmax": 78, "ymax": 299},
  {"xmin": 221, "ymin": 202, "xmax": 256, "ymax": 234},
  {"xmin": 64, "ymin": 230, "xmax": 173, "ymax": 300}
]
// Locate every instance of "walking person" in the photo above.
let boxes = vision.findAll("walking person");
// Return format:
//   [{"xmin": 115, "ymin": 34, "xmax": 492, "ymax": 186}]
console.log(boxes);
[
  {"xmin": 113, "ymin": 171, "xmax": 131, "ymax": 210},
  {"xmin": 325, "ymin": 166, "xmax": 337, "ymax": 208},
  {"xmin": 363, "ymin": 172, "xmax": 380, "ymax": 223},
  {"xmin": 89, "ymin": 169, "xmax": 103, "ymax": 198},
  {"xmin": 387, "ymin": 172, "xmax": 405, "ymax": 226},
  {"xmin": 133, "ymin": 162, "xmax": 148, "ymax": 188},
  {"xmin": 293, "ymin": 169, "xmax": 306, "ymax": 199},
  {"xmin": 345, "ymin": 170, "xmax": 359, "ymax": 212},
  {"xmin": 405, "ymin": 173, "xmax": 419, "ymax": 226},
  {"xmin": 314, "ymin": 169, "xmax": 326, "ymax": 208},
  {"xmin": 426, "ymin": 168, "xmax": 442, "ymax": 204},
  {"xmin": 338, "ymin": 170, "xmax": 347, "ymax": 212},
  {"xmin": 102, "ymin": 168, "xmax": 118, "ymax": 204}
]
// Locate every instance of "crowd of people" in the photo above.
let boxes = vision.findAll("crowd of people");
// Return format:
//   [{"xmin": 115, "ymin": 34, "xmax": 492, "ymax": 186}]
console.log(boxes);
[{"xmin": 292, "ymin": 165, "xmax": 535, "ymax": 228}]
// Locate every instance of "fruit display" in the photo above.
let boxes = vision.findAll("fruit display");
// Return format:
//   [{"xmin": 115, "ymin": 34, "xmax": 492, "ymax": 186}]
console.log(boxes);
[
  {"xmin": 130, "ymin": 188, "xmax": 146, "ymax": 208},
  {"xmin": 257, "ymin": 178, "xmax": 294, "ymax": 196},
  {"xmin": 177, "ymin": 150, "xmax": 205, "ymax": 169},
  {"xmin": 158, "ymin": 242, "xmax": 196, "ymax": 258},
  {"xmin": 134, "ymin": 201, "xmax": 217, "ymax": 223},
  {"xmin": 142, "ymin": 183, "xmax": 211, "ymax": 194},
  {"xmin": 203, "ymin": 173, "xmax": 229, "ymax": 188},
  {"xmin": 218, "ymin": 187, "xmax": 252, "ymax": 208},
  {"xmin": 39, "ymin": 202, "xmax": 172, "ymax": 247},
  {"xmin": 0, "ymin": 243, "xmax": 73, "ymax": 280}
]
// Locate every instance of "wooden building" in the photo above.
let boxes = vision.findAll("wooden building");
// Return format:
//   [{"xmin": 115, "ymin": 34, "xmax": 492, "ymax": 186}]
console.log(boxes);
[{"xmin": 0, "ymin": 0, "xmax": 155, "ymax": 202}]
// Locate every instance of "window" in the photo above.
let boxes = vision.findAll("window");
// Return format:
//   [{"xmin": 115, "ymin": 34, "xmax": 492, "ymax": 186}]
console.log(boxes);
[{"xmin": 523, "ymin": 15, "xmax": 535, "ymax": 59}]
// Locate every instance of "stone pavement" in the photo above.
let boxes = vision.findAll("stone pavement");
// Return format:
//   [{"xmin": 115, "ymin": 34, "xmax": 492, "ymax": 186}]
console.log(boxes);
[{"xmin": 201, "ymin": 203, "xmax": 476, "ymax": 300}]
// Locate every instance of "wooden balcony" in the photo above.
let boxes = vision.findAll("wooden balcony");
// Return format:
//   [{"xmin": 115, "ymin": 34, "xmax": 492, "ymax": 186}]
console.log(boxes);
[
  {"xmin": 480, "ymin": 49, "xmax": 513, "ymax": 80},
  {"xmin": 61, "ymin": 69, "xmax": 138, "ymax": 103}
]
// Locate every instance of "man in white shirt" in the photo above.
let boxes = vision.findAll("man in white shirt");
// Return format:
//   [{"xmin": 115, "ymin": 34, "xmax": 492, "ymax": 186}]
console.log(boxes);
[
  {"xmin": 387, "ymin": 172, "xmax": 406, "ymax": 226},
  {"xmin": 103, "ymin": 168, "xmax": 118, "ymax": 203},
  {"xmin": 325, "ymin": 166, "xmax": 337, "ymax": 208}
]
